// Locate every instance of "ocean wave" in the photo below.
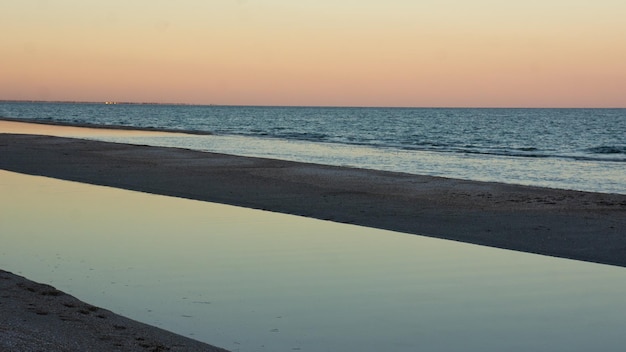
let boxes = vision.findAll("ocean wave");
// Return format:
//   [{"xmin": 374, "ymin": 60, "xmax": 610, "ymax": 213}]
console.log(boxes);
[
  {"xmin": 516, "ymin": 147, "xmax": 539, "ymax": 152},
  {"xmin": 272, "ymin": 131, "xmax": 330, "ymax": 141},
  {"xmin": 586, "ymin": 146, "xmax": 626, "ymax": 154},
  {"xmin": 394, "ymin": 144, "xmax": 626, "ymax": 162}
]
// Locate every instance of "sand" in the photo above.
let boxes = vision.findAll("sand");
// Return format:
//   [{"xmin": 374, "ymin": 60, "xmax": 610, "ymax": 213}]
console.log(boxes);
[
  {"xmin": 0, "ymin": 270, "xmax": 227, "ymax": 352},
  {"xmin": 1, "ymin": 127, "xmax": 625, "ymax": 350},
  {"xmin": 1, "ymin": 132, "xmax": 624, "ymax": 266}
]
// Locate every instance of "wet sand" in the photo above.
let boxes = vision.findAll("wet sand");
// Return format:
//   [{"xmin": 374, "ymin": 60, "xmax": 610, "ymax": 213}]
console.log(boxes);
[
  {"xmin": 0, "ymin": 270, "xmax": 227, "ymax": 351},
  {"xmin": 1, "ymin": 127, "xmax": 625, "ymax": 351}
]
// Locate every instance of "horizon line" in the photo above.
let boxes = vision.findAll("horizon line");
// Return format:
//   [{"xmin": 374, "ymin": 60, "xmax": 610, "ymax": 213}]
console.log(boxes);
[{"xmin": 1, "ymin": 99, "xmax": 624, "ymax": 110}]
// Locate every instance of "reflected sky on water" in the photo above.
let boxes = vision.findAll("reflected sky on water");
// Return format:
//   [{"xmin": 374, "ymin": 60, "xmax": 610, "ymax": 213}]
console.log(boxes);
[{"xmin": 1, "ymin": 170, "xmax": 626, "ymax": 352}]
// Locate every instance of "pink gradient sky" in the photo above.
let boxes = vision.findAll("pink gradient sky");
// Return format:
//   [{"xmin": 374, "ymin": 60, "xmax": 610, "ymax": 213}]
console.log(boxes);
[{"xmin": 2, "ymin": 0, "xmax": 625, "ymax": 107}]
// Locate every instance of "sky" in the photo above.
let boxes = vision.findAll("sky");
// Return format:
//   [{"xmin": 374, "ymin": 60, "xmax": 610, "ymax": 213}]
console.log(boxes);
[{"xmin": 2, "ymin": 0, "xmax": 625, "ymax": 107}]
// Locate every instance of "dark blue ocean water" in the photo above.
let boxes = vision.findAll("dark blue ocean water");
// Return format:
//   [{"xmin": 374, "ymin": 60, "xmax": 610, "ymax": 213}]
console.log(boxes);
[{"xmin": 1, "ymin": 102, "xmax": 625, "ymax": 193}]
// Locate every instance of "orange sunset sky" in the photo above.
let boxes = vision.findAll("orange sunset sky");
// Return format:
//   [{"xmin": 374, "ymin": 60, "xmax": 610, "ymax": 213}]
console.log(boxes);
[{"xmin": 2, "ymin": 0, "xmax": 625, "ymax": 107}]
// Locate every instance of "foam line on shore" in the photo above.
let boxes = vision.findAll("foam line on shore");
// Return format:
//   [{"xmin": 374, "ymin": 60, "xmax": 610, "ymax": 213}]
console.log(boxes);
[{"xmin": 0, "ymin": 116, "xmax": 212, "ymax": 135}]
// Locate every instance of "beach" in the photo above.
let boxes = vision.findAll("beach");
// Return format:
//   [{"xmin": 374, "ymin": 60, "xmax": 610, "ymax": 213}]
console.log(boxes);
[
  {"xmin": 1, "ymin": 132, "xmax": 625, "ymax": 266},
  {"xmin": 0, "ymin": 270, "xmax": 227, "ymax": 352},
  {"xmin": 1, "ymin": 124, "xmax": 626, "ymax": 350}
]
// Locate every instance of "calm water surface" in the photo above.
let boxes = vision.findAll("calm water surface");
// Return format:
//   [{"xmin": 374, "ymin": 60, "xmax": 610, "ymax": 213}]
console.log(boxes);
[{"xmin": 2, "ymin": 170, "xmax": 626, "ymax": 352}]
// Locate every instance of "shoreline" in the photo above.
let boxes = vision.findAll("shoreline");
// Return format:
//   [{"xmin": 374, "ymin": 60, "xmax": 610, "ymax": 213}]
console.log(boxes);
[
  {"xmin": 1, "ymin": 132, "xmax": 624, "ymax": 267},
  {"xmin": 0, "ymin": 116, "xmax": 213, "ymax": 135},
  {"xmin": 2, "ymin": 116, "xmax": 624, "ymax": 195},
  {"xmin": 0, "ymin": 270, "xmax": 227, "ymax": 352}
]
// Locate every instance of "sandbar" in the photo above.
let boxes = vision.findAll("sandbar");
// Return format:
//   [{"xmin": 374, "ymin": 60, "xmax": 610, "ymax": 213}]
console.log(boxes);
[{"xmin": 1, "ymin": 132, "xmax": 624, "ymax": 267}]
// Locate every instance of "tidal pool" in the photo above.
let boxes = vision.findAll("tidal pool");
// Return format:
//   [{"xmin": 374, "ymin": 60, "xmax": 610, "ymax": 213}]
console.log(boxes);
[{"xmin": 1, "ymin": 170, "xmax": 625, "ymax": 352}]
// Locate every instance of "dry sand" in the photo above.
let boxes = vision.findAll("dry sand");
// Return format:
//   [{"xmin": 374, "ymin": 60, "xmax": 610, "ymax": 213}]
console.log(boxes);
[{"xmin": 1, "ymin": 130, "xmax": 625, "ymax": 351}]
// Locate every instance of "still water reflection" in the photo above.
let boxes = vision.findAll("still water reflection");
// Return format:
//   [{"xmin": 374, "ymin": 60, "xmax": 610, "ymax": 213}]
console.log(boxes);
[{"xmin": 1, "ymin": 170, "xmax": 625, "ymax": 352}]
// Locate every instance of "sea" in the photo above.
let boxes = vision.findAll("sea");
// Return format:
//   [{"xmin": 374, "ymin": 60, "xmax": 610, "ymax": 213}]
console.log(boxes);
[{"xmin": 1, "ymin": 101, "xmax": 624, "ymax": 194}]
